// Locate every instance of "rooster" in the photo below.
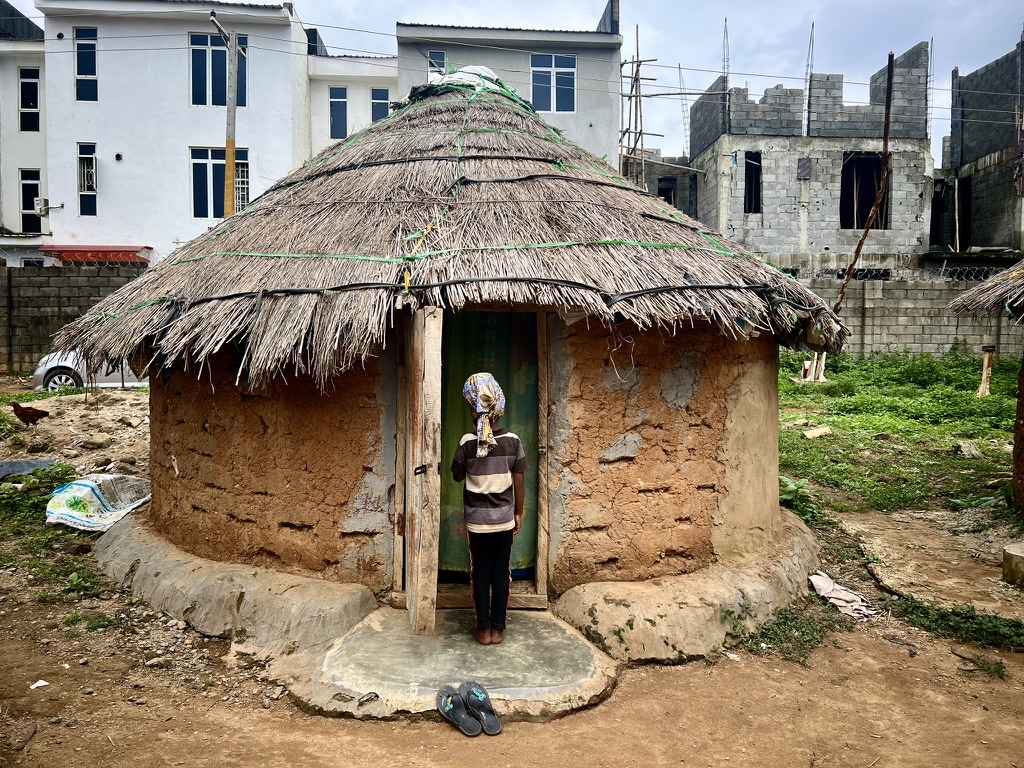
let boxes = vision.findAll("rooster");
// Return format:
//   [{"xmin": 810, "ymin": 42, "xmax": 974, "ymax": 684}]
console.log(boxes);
[{"xmin": 10, "ymin": 401, "xmax": 49, "ymax": 429}]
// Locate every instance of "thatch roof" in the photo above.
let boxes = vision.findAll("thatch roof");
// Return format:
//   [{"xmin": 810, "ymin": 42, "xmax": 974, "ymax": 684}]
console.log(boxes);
[
  {"xmin": 949, "ymin": 260, "xmax": 1024, "ymax": 322},
  {"xmin": 58, "ymin": 69, "xmax": 848, "ymax": 390}
]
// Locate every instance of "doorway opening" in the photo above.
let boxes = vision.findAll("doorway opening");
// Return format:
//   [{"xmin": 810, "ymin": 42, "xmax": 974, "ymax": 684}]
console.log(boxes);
[{"xmin": 437, "ymin": 311, "xmax": 540, "ymax": 602}]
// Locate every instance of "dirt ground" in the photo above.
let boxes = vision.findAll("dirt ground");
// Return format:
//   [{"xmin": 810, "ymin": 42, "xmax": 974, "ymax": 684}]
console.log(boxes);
[{"xmin": 2, "ymin": 385, "xmax": 1024, "ymax": 767}]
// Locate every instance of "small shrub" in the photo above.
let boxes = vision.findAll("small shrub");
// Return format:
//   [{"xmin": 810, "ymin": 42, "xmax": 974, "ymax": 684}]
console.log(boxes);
[
  {"xmin": 820, "ymin": 381, "xmax": 856, "ymax": 397},
  {"xmin": 743, "ymin": 599, "xmax": 854, "ymax": 666},
  {"xmin": 86, "ymin": 614, "xmax": 113, "ymax": 631}
]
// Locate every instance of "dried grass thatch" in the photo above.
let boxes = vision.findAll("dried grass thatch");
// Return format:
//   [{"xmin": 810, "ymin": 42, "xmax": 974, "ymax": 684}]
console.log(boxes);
[
  {"xmin": 58, "ymin": 73, "xmax": 848, "ymax": 390},
  {"xmin": 949, "ymin": 260, "xmax": 1024, "ymax": 322}
]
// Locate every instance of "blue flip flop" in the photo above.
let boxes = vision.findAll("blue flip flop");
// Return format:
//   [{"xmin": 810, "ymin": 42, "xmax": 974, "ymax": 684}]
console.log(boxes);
[
  {"xmin": 459, "ymin": 680, "xmax": 502, "ymax": 736},
  {"xmin": 437, "ymin": 685, "xmax": 482, "ymax": 737}
]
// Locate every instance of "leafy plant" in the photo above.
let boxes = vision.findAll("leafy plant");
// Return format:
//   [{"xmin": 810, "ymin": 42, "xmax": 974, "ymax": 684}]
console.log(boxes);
[
  {"xmin": 885, "ymin": 596, "xmax": 1024, "ymax": 650},
  {"xmin": 86, "ymin": 614, "xmax": 114, "ymax": 631},
  {"xmin": 65, "ymin": 571, "xmax": 92, "ymax": 593},
  {"xmin": 779, "ymin": 476, "xmax": 836, "ymax": 528},
  {"xmin": 743, "ymin": 599, "xmax": 854, "ymax": 666},
  {"xmin": 780, "ymin": 349, "xmax": 1023, "ymax": 527},
  {"xmin": 720, "ymin": 601, "xmax": 753, "ymax": 644}
]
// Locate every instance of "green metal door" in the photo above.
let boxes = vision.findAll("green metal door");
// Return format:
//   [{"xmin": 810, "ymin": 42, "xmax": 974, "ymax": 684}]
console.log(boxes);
[{"xmin": 439, "ymin": 311, "xmax": 538, "ymax": 576}]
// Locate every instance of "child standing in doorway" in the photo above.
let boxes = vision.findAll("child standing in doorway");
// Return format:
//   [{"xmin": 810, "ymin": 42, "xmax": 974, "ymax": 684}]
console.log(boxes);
[{"xmin": 450, "ymin": 372, "xmax": 527, "ymax": 645}]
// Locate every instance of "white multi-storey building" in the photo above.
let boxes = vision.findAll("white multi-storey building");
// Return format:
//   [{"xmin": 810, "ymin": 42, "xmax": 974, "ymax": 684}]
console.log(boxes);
[
  {"xmin": 396, "ymin": 23, "xmax": 621, "ymax": 163},
  {"xmin": 2, "ymin": 0, "xmax": 621, "ymax": 262},
  {"xmin": 0, "ymin": 0, "xmax": 47, "ymax": 264},
  {"xmin": 35, "ymin": 0, "xmax": 309, "ymax": 262}
]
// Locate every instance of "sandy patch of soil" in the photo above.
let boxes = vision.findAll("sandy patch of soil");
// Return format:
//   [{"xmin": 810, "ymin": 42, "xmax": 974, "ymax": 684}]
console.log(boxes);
[
  {"xmin": 841, "ymin": 507, "xmax": 1024, "ymax": 622},
  {"xmin": 0, "ymin": 390, "xmax": 150, "ymax": 479}
]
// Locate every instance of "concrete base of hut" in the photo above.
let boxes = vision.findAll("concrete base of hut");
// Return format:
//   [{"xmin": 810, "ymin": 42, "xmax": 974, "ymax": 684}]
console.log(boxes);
[
  {"xmin": 93, "ymin": 512, "xmax": 819, "ymax": 717},
  {"xmin": 553, "ymin": 516, "xmax": 821, "ymax": 662},
  {"xmin": 271, "ymin": 608, "xmax": 618, "ymax": 719}
]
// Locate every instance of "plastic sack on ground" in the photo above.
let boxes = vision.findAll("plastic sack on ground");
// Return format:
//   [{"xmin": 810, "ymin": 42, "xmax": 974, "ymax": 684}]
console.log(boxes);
[{"xmin": 46, "ymin": 474, "xmax": 151, "ymax": 531}]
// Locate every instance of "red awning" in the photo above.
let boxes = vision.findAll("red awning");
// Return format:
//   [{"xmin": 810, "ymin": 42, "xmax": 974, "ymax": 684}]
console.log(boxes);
[{"xmin": 39, "ymin": 245, "xmax": 152, "ymax": 266}]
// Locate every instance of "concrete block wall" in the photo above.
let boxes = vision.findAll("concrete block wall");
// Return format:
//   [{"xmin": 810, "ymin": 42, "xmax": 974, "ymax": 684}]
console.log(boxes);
[
  {"xmin": 639, "ymin": 155, "xmax": 694, "ymax": 217},
  {"xmin": 807, "ymin": 44, "xmax": 928, "ymax": 141},
  {"xmin": 0, "ymin": 266, "xmax": 146, "ymax": 372},
  {"xmin": 730, "ymin": 85, "xmax": 803, "ymax": 137},
  {"xmin": 803, "ymin": 277, "xmax": 1023, "ymax": 357},
  {"xmin": 957, "ymin": 149, "xmax": 1022, "ymax": 250},
  {"xmin": 689, "ymin": 75, "xmax": 729, "ymax": 158},
  {"xmin": 952, "ymin": 44, "xmax": 1022, "ymax": 166},
  {"xmin": 691, "ymin": 43, "xmax": 929, "ymax": 156}
]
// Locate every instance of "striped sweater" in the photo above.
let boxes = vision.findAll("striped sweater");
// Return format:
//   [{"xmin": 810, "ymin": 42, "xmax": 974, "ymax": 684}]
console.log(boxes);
[{"xmin": 451, "ymin": 429, "xmax": 528, "ymax": 533}]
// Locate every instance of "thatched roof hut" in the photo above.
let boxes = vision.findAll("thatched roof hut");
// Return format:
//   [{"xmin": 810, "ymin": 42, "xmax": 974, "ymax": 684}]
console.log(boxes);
[{"xmin": 60, "ymin": 69, "xmax": 846, "ymax": 656}]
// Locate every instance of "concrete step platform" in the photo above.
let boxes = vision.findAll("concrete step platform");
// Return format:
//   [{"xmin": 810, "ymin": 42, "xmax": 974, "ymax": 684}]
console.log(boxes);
[
  {"xmin": 95, "ymin": 517, "xmax": 618, "ymax": 721},
  {"xmin": 273, "ymin": 607, "xmax": 619, "ymax": 720}
]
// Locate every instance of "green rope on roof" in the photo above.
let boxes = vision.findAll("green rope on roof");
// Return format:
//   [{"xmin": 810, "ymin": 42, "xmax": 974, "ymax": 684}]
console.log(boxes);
[
  {"xmin": 174, "ymin": 251, "xmax": 407, "ymax": 265},
  {"xmin": 408, "ymin": 238, "xmax": 739, "ymax": 260},
  {"xmin": 700, "ymin": 233, "xmax": 734, "ymax": 255},
  {"xmin": 89, "ymin": 295, "xmax": 179, "ymax": 320},
  {"xmin": 161, "ymin": 238, "xmax": 742, "ymax": 269}
]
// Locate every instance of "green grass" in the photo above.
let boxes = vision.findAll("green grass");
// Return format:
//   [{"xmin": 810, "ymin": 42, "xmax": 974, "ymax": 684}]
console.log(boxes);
[
  {"xmin": 742, "ymin": 599, "xmax": 855, "ymax": 666},
  {"xmin": 779, "ymin": 349, "xmax": 1021, "ymax": 522},
  {"xmin": 767, "ymin": 348, "xmax": 1024, "ymax": 667},
  {"xmin": 0, "ymin": 464, "xmax": 104, "ymax": 595},
  {"xmin": 885, "ymin": 596, "xmax": 1024, "ymax": 650}
]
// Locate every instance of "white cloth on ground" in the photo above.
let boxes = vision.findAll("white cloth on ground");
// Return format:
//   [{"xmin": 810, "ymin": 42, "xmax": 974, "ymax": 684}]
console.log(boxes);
[{"xmin": 809, "ymin": 570, "xmax": 879, "ymax": 620}]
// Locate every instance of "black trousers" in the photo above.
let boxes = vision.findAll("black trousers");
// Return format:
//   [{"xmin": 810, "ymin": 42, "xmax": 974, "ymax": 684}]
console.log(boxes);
[{"xmin": 467, "ymin": 529, "xmax": 514, "ymax": 629}]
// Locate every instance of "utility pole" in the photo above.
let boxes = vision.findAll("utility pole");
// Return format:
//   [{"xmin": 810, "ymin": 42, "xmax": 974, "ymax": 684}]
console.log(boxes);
[{"xmin": 210, "ymin": 11, "xmax": 245, "ymax": 218}]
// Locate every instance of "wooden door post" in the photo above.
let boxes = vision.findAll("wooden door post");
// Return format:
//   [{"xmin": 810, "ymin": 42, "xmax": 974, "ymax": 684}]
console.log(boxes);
[{"xmin": 407, "ymin": 307, "xmax": 442, "ymax": 634}]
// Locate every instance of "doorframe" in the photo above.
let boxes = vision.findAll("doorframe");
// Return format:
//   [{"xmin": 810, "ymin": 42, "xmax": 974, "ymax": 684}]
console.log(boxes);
[{"xmin": 392, "ymin": 308, "xmax": 549, "ymax": 630}]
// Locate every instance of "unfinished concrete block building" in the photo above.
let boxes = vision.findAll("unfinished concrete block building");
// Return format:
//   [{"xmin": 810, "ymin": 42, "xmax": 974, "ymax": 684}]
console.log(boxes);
[
  {"xmin": 688, "ymin": 43, "xmax": 933, "ymax": 276},
  {"xmin": 940, "ymin": 29, "xmax": 1024, "ymax": 254}
]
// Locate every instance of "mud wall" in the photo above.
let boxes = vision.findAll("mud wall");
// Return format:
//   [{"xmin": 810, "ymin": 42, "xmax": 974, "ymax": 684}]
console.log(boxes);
[
  {"xmin": 148, "ymin": 351, "xmax": 396, "ymax": 593},
  {"xmin": 546, "ymin": 320, "xmax": 781, "ymax": 594},
  {"xmin": 545, "ymin": 320, "xmax": 777, "ymax": 594},
  {"xmin": 714, "ymin": 336, "xmax": 779, "ymax": 557}
]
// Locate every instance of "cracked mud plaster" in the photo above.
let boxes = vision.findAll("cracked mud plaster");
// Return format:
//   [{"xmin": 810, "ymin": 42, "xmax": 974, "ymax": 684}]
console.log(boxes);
[
  {"xmin": 148, "ymin": 351, "xmax": 394, "ymax": 592},
  {"xmin": 549, "ymin": 321, "xmax": 780, "ymax": 594}
]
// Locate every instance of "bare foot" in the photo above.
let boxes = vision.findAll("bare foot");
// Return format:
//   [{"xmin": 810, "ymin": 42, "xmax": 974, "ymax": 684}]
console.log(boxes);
[{"xmin": 490, "ymin": 628, "xmax": 504, "ymax": 645}]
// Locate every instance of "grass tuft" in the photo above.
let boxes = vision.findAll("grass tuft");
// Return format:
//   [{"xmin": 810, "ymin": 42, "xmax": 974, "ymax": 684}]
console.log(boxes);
[{"xmin": 885, "ymin": 596, "xmax": 1024, "ymax": 650}]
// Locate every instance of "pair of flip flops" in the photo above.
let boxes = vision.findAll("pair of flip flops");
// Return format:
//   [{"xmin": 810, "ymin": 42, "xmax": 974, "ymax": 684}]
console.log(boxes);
[{"xmin": 436, "ymin": 680, "xmax": 502, "ymax": 737}]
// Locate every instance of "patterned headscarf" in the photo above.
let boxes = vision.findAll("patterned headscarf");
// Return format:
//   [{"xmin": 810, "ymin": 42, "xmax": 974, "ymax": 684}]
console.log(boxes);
[{"xmin": 463, "ymin": 372, "xmax": 506, "ymax": 457}]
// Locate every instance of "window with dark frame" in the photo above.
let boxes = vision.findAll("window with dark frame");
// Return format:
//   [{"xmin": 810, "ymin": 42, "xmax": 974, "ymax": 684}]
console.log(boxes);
[
  {"xmin": 839, "ymin": 152, "xmax": 890, "ymax": 230},
  {"xmin": 74, "ymin": 28, "xmax": 98, "ymax": 101},
  {"xmin": 329, "ymin": 87, "xmax": 347, "ymax": 139},
  {"xmin": 427, "ymin": 50, "xmax": 447, "ymax": 75},
  {"xmin": 77, "ymin": 143, "xmax": 97, "ymax": 216},
  {"xmin": 19, "ymin": 68, "xmax": 40, "ymax": 131},
  {"xmin": 743, "ymin": 151, "xmax": 762, "ymax": 214},
  {"xmin": 191, "ymin": 147, "xmax": 249, "ymax": 219},
  {"xmin": 19, "ymin": 169, "xmax": 42, "ymax": 233},
  {"xmin": 189, "ymin": 33, "xmax": 248, "ymax": 107},
  {"xmin": 531, "ymin": 53, "xmax": 576, "ymax": 113},
  {"xmin": 371, "ymin": 88, "xmax": 390, "ymax": 122}
]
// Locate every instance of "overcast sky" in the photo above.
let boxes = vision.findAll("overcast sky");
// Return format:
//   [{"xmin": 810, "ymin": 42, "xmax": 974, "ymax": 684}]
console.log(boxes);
[{"xmin": 11, "ymin": 0, "xmax": 1024, "ymax": 163}]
